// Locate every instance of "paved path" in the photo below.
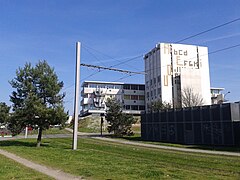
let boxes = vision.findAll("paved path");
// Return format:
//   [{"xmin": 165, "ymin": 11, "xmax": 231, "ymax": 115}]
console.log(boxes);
[
  {"xmin": 0, "ymin": 149, "xmax": 82, "ymax": 180},
  {"xmin": 93, "ymin": 137, "xmax": 240, "ymax": 157},
  {"xmin": 64, "ymin": 128, "xmax": 240, "ymax": 157}
]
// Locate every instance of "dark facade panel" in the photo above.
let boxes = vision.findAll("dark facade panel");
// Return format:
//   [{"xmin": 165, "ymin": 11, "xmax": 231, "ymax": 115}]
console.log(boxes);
[
  {"xmin": 141, "ymin": 103, "xmax": 240, "ymax": 146},
  {"xmin": 193, "ymin": 123, "xmax": 202, "ymax": 144},
  {"xmin": 221, "ymin": 104, "xmax": 231, "ymax": 121}
]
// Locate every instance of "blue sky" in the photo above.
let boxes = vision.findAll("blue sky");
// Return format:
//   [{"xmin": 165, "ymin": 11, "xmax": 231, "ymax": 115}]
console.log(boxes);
[{"xmin": 0, "ymin": 0, "xmax": 239, "ymax": 114}]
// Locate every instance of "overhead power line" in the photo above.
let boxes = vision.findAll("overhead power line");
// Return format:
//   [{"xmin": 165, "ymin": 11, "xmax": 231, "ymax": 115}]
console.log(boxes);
[
  {"xmin": 82, "ymin": 44, "xmax": 143, "ymax": 71},
  {"xmin": 209, "ymin": 43, "xmax": 240, "ymax": 55},
  {"xmin": 67, "ymin": 17, "xmax": 240, "ymax": 92},
  {"xmin": 80, "ymin": 63, "xmax": 146, "ymax": 75},
  {"xmin": 176, "ymin": 17, "xmax": 240, "ymax": 43},
  {"xmin": 80, "ymin": 54, "xmax": 143, "ymax": 82},
  {"xmin": 82, "ymin": 46, "xmax": 106, "ymax": 66}
]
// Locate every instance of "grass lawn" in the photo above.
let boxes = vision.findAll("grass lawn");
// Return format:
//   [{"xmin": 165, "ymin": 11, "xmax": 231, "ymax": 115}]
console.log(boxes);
[
  {"xmin": 0, "ymin": 138, "xmax": 240, "ymax": 179},
  {"xmin": 119, "ymin": 133, "xmax": 240, "ymax": 153},
  {"xmin": 0, "ymin": 154, "xmax": 52, "ymax": 179}
]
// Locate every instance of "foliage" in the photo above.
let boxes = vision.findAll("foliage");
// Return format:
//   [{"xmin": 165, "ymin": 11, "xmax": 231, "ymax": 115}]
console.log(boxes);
[
  {"xmin": 8, "ymin": 60, "xmax": 67, "ymax": 146},
  {"xmin": 105, "ymin": 98, "xmax": 136, "ymax": 136},
  {"xmin": 181, "ymin": 87, "xmax": 204, "ymax": 108},
  {"xmin": 150, "ymin": 100, "xmax": 172, "ymax": 112},
  {"xmin": 0, "ymin": 102, "xmax": 10, "ymax": 124}
]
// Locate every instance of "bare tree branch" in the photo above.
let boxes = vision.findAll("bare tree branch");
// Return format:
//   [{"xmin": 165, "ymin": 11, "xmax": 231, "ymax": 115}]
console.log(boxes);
[{"xmin": 181, "ymin": 87, "xmax": 204, "ymax": 108}]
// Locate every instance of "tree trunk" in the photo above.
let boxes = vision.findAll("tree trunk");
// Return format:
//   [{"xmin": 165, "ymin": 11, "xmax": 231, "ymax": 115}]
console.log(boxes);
[{"xmin": 37, "ymin": 127, "xmax": 43, "ymax": 147}]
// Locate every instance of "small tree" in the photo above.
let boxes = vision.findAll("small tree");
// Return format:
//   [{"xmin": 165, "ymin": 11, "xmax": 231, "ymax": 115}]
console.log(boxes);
[
  {"xmin": 150, "ymin": 100, "xmax": 172, "ymax": 112},
  {"xmin": 181, "ymin": 87, "xmax": 204, "ymax": 108},
  {"xmin": 0, "ymin": 102, "xmax": 10, "ymax": 124},
  {"xmin": 105, "ymin": 98, "xmax": 136, "ymax": 136},
  {"xmin": 9, "ymin": 60, "xmax": 67, "ymax": 147}
]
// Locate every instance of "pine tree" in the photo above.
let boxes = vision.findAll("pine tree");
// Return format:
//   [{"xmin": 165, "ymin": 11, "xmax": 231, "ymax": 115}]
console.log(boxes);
[
  {"xmin": 0, "ymin": 102, "xmax": 10, "ymax": 124},
  {"xmin": 105, "ymin": 98, "xmax": 136, "ymax": 136},
  {"xmin": 9, "ymin": 60, "xmax": 67, "ymax": 147}
]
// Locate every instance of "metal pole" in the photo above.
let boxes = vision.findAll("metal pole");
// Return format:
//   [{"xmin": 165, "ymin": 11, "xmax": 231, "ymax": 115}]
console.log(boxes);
[
  {"xmin": 24, "ymin": 126, "xmax": 28, "ymax": 139},
  {"xmin": 73, "ymin": 42, "xmax": 81, "ymax": 150}
]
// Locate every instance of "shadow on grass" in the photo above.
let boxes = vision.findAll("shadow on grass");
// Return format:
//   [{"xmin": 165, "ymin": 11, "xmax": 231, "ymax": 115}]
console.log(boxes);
[{"xmin": 0, "ymin": 140, "xmax": 50, "ymax": 148}]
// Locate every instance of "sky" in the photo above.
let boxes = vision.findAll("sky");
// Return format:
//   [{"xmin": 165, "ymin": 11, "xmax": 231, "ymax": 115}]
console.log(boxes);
[{"xmin": 0, "ymin": 0, "xmax": 239, "ymax": 115}]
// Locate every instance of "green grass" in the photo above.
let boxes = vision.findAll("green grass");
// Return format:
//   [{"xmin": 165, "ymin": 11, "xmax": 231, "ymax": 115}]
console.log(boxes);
[
  {"xmin": 119, "ymin": 133, "xmax": 240, "ymax": 152},
  {"xmin": 0, "ymin": 154, "xmax": 52, "ymax": 179},
  {"xmin": 0, "ymin": 138, "xmax": 240, "ymax": 179}
]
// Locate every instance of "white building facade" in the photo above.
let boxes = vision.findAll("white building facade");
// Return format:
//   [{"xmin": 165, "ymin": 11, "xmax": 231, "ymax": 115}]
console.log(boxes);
[
  {"xmin": 144, "ymin": 43, "xmax": 211, "ymax": 111},
  {"xmin": 81, "ymin": 81, "xmax": 145, "ymax": 116}
]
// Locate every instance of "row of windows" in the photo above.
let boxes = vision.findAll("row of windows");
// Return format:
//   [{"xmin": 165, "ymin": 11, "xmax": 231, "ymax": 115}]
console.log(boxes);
[
  {"xmin": 124, "ymin": 95, "xmax": 145, "ymax": 100},
  {"xmin": 123, "ymin": 84, "xmax": 145, "ymax": 90},
  {"xmin": 146, "ymin": 76, "xmax": 161, "ymax": 88},
  {"xmin": 146, "ymin": 88, "xmax": 161, "ymax": 98},
  {"xmin": 84, "ymin": 83, "xmax": 145, "ymax": 91},
  {"xmin": 124, "ymin": 105, "xmax": 145, "ymax": 111},
  {"xmin": 84, "ymin": 83, "xmax": 123, "ymax": 89}
]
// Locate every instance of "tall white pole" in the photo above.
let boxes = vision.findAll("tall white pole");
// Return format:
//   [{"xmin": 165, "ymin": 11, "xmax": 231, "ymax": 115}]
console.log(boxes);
[
  {"xmin": 73, "ymin": 42, "xmax": 81, "ymax": 150},
  {"xmin": 24, "ymin": 126, "xmax": 28, "ymax": 139}
]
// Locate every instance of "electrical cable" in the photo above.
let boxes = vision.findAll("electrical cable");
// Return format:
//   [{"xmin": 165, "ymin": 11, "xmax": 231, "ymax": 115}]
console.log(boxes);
[{"xmin": 175, "ymin": 17, "xmax": 240, "ymax": 43}]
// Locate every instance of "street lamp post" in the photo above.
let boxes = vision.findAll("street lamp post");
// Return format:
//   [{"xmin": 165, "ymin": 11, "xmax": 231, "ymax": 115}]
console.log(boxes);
[{"xmin": 224, "ymin": 91, "xmax": 230, "ymax": 102}]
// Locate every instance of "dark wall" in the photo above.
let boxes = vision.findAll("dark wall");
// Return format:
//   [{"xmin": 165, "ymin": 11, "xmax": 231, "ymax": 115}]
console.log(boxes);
[{"xmin": 141, "ymin": 103, "xmax": 240, "ymax": 146}]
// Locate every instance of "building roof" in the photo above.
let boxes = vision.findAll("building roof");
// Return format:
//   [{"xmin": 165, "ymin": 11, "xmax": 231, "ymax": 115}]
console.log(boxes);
[
  {"xmin": 210, "ymin": 87, "xmax": 225, "ymax": 90},
  {"xmin": 82, "ymin": 80, "xmax": 145, "ymax": 86}
]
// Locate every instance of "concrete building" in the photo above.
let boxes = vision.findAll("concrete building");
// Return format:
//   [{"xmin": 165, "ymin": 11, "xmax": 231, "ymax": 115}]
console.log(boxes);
[
  {"xmin": 81, "ymin": 81, "xmax": 145, "ymax": 116},
  {"xmin": 144, "ymin": 43, "xmax": 211, "ymax": 111},
  {"xmin": 211, "ymin": 87, "xmax": 225, "ymax": 104}
]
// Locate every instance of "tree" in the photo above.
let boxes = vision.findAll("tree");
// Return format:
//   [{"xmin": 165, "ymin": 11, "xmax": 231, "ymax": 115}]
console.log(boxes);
[
  {"xmin": 9, "ymin": 60, "xmax": 67, "ymax": 147},
  {"xmin": 105, "ymin": 98, "xmax": 136, "ymax": 136},
  {"xmin": 181, "ymin": 87, "xmax": 204, "ymax": 108},
  {"xmin": 150, "ymin": 100, "xmax": 172, "ymax": 112},
  {"xmin": 0, "ymin": 102, "xmax": 10, "ymax": 124}
]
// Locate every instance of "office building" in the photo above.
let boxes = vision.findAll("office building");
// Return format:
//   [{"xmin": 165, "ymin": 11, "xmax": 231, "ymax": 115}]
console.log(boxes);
[
  {"xmin": 81, "ymin": 81, "xmax": 145, "ymax": 116},
  {"xmin": 144, "ymin": 43, "xmax": 211, "ymax": 111}
]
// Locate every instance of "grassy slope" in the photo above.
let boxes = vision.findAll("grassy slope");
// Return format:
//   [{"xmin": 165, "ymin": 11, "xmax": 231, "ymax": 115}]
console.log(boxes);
[
  {"xmin": 0, "ymin": 154, "xmax": 52, "ymax": 179},
  {"xmin": 120, "ymin": 134, "xmax": 240, "ymax": 152},
  {"xmin": 0, "ymin": 138, "xmax": 240, "ymax": 179}
]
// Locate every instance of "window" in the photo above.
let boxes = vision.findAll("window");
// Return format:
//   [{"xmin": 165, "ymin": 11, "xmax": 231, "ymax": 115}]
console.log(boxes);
[
  {"xmin": 131, "ymin": 85, "xmax": 138, "ymax": 90},
  {"xmin": 139, "ymin": 106, "xmax": 145, "ymax": 110},
  {"xmin": 139, "ymin": 95, "xmax": 145, "ymax": 100},
  {"xmin": 146, "ymin": 81, "xmax": 149, "ymax": 88},
  {"xmin": 114, "ymin": 85, "xmax": 122, "ymax": 89},
  {"xmin": 131, "ymin": 95, "xmax": 138, "ymax": 100},
  {"xmin": 124, "ymin": 95, "xmax": 130, "ymax": 100},
  {"xmin": 107, "ymin": 84, "xmax": 114, "ymax": 89},
  {"xmin": 89, "ymin": 84, "xmax": 97, "ymax": 88},
  {"xmin": 123, "ymin": 84, "xmax": 130, "ymax": 89},
  {"xmin": 125, "ymin": 105, "xmax": 130, "ymax": 110},
  {"xmin": 154, "ymin": 78, "xmax": 156, "ymax": 84},
  {"xmin": 139, "ymin": 85, "xmax": 145, "ymax": 90},
  {"xmin": 131, "ymin": 105, "xmax": 138, "ymax": 110},
  {"xmin": 158, "ymin": 75, "xmax": 161, "ymax": 82},
  {"xmin": 147, "ymin": 92, "xmax": 149, "ymax": 98}
]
